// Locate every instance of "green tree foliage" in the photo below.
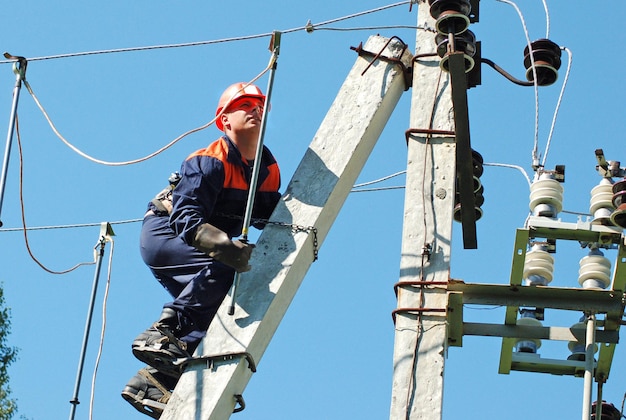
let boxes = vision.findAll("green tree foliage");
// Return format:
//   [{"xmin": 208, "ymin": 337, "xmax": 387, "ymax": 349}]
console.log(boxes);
[{"xmin": 0, "ymin": 287, "xmax": 18, "ymax": 419}]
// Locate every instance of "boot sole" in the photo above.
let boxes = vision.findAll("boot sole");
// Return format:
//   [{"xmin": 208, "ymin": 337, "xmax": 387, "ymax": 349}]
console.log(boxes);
[
  {"xmin": 132, "ymin": 346, "xmax": 182, "ymax": 378},
  {"xmin": 121, "ymin": 388, "xmax": 166, "ymax": 419}
]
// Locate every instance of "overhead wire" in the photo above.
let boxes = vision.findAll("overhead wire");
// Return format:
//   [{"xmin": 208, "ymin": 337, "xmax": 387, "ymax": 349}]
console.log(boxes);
[
  {"xmin": 314, "ymin": 25, "xmax": 425, "ymax": 32},
  {"xmin": 541, "ymin": 46, "xmax": 572, "ymax": 167},
  {"xmin": 496, "ymin": 0, "xmax": 571, "ymax": 172},
  {"xmin": 0, "ymin": 218, "xmax": 141, "ymax": 232},
  {"xmin": 351, "ymin": 170, "xmax": 406, "ymax": 192},
  {"xmin": 0, "ymin": 1, "xmax": 412, "ymax": 64},
  {"xmin": 23, "ymin": 61, "xmax": 272, "ymax": 166},
  {"xmin": 496, "ymin": 0, "xmax": 541, "ymax": 169},
  {"xmin": 483, "ymin": 162, "xmax": 532, "ymax": 188},
  {"xmin": 4, "ymin": 1, "xmax": 413, "ymax": 169},
  {"xmin": 15, "ymin": 115, "xmax": 96, "ymax": 274},
  {"xmin": 541, "ymin": 0, "xmax": 551, "ymax": 38}
]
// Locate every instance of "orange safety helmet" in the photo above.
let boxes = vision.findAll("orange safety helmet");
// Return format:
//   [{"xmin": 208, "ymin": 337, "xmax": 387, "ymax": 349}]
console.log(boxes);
[{"xmin": 215, "ymin": 82, "xmax": 266, "ymax": 131}]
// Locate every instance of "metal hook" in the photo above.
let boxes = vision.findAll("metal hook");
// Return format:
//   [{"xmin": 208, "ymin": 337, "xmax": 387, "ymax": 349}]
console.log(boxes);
[{"xmin": 3, "ymin": 53, "xmax": 27, "ymax": 80}]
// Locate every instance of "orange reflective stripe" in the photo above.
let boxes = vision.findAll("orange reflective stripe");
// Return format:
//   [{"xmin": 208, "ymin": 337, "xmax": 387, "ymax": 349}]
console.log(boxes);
[
  {"xmin": 186, "ymin": 138, "xmax": 248, "ymax": 191},
  {"xmin": 259, "ymin": 162, "xmax": 280, "ymax": 192}
]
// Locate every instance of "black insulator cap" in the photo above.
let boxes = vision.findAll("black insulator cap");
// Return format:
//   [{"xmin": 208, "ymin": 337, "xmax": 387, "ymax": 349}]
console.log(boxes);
[
  {"xmin": 523, "ymin": 38, "xmax": 562, "ymax": 86},
  {"xmin": 435, "ymin": 30, "xmax": 477, "ymax": 72},
  {"xmin": 435, "ymin": 12, "xmax": 470, "ymax": 35},
  {"xmin": 591, "ymin": 401, "xmax": 622, "ymax": 420},
  {"xmin": 472, "ymin": 149, "xmax": 484, "ymax": 177},
  {"xmin": 428, "ymin": 0, "xmax": 471, "ymax": 19},
  {"xmin": 612, "ymin": 179, "xmax": 626, "ymax": 207}
]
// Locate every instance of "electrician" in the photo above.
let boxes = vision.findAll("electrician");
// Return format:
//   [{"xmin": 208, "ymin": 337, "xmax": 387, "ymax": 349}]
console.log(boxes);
[{"xmin": 122, "ymin": 82, "xmax": 281, "ymax": 418}]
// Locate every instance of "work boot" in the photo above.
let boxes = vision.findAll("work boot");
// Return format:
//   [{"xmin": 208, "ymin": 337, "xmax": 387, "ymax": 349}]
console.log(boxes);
[
  {"xmin": 121, "ymin": 366, "xmax": 179, "ymax": 419},
  {"xmin": 132, "ymin": 308, "xmax": 190, "ymax": 378}
]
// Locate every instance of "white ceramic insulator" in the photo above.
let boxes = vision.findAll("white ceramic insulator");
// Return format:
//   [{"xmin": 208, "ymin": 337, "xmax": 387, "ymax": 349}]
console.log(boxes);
[
  {"xmin": 567, "ymin": 321, "xmax": 598, "ymax": 354},
  {"xmin": 529, "ymin": 178, "xmax": 564, "ymax": 215},
  {"xmin": 589, "ymin": 179, "xmax": 615, "ymax": 215},
  {"xmin": 523, "ymin": 249, "xmax": 554, "ymax": 285},
  {"xmin": 578, "ymin": 254, "xmax": 612, "ymax": 289},
  {"xmin": 515, "ymin": 317, "xmax": 542, "ymax": 350}
]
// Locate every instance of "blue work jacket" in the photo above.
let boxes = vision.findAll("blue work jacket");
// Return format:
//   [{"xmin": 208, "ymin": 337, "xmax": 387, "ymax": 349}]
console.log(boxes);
[{"xmin": 170, "ymin": 136, "xmax": 281, "ymax": 246}]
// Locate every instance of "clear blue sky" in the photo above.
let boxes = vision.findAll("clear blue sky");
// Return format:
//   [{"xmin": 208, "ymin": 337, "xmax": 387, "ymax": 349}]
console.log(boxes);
[{"xmin": 1, "ymin": 1, "xmax": 626, "ymax": 419}]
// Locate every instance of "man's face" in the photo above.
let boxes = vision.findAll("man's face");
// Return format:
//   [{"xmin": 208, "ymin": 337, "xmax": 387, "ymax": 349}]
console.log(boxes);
[{"xmin": 221, "ymin": 97, "xmax": 265, "ymax": 132}]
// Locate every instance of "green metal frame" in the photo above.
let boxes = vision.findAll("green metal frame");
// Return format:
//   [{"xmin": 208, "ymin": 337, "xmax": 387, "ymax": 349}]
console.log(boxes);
[{"xmin": 446, "ymin": 216, "xmax": 626, "ymax": 381}]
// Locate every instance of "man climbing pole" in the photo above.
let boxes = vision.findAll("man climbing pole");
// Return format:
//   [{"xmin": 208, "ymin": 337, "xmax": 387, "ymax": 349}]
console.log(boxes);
[{"xmin": 121, "ymin": 82, "xmax": 282, "ymax": 418}]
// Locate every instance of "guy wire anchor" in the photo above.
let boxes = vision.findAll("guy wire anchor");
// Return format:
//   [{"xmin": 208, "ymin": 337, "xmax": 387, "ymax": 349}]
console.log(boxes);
[
  {"xmin": 228, "ymin": 30, "xmax": 281, "ymax": 316},
  {"xmin": 0, "ymin": 53, "xmax": 27, "ymax": 227}
]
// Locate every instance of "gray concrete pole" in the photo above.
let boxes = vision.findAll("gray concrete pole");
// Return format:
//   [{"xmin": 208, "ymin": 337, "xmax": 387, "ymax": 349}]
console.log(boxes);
[{"xmin": 389, "ymin": 2, "xmax": 455, "ymax": 419}]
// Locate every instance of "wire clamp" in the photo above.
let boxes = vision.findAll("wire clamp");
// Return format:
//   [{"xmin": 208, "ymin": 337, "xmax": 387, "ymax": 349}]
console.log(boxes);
[{"xmin": 3, "ymin": 52, "xmax": 27, "ymax": 80}]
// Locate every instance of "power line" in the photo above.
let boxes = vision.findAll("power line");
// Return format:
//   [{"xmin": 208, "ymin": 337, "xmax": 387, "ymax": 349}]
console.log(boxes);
[
  {"xmin": 0, "ymin": 1, "xmax": 412, "ymax": 64},
  {"xmin": 0, "ymin": 218, "xmax": 141, "ymax": 232}
]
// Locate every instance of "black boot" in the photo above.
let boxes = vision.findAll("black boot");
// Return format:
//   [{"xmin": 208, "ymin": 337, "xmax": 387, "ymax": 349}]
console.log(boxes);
[
  {"xmin": 121, "ymin": 366, "xmax": 179, "ymax": 419},
  {"xmin": 132, "ymin": 308, "xmax": 190, "ymax": 378}
]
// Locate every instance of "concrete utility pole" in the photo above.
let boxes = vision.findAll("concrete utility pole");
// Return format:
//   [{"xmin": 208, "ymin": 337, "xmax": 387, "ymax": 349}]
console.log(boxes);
[
  {"xmin": 161, "ymin": 34, "xmax": 413, "ymax": 419},
  {"xmin": 390, "ymin": 3, "xmax": 456, "ymax": 419}
]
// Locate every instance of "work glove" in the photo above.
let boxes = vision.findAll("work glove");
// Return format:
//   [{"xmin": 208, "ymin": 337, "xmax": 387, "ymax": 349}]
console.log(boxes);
[{"xmin": 192, "ymin": 223, "xmax": 255, "ymax": 272}]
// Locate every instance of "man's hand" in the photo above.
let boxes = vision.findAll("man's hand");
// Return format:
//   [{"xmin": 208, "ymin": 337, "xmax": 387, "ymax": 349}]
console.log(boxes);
[{"xmin": 193, "ymin": 223, "xmax": 255, "ymax": 272}]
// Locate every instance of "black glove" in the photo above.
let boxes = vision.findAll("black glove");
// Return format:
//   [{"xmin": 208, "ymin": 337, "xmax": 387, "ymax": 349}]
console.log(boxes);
[{"xmin": 192, "ymin": 223, "xmax": 255, "ymax": 272}]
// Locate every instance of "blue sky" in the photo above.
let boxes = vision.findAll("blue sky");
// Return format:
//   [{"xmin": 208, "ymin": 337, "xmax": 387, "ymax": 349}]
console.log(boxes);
[{"xmin": 1, "ymin": 1, "xmax": 626, "ymax": 419}]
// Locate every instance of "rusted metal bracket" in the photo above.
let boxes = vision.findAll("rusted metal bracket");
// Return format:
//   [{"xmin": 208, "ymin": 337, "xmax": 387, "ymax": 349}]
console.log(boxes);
[
  {"xmin": 350, "ymin": 36, "xmax": 412, "ymax": 90},
  {"xmin": 392, "ymin": 307, "xmax": 447, "ymax": 323},
  {"xmin": 394, "ymin": 280, "xmax": 449, "ymax": 296}
]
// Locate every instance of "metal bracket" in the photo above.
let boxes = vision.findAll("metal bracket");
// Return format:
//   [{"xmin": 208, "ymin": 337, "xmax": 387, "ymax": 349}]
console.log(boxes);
[
  {"xmin": 350, "ymin": 36, "xmax": 412, "ymax": 90},
  {"xmin": 176, "ymin": 351, "xmax": 257, "ymax": 373},
  {"xmin": 448, "ymin": 51, "xmax": 477, "ymax": 249},
  {"xmin": 595, "ymin": 148, "xmax": 624, "ymax": 178}
]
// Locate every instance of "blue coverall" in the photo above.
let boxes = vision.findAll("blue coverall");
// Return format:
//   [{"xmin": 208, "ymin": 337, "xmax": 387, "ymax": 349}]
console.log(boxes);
[{"xmin": 139, "ymin": 135, "xmax": 281, "ymax": 349}]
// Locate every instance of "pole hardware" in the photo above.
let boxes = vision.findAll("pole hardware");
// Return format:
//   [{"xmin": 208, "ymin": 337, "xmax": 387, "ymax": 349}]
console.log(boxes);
[
  {"xmin": 481, "ymin": 38, "xmax": 562, "ymax": 88},
  {"xmin": 594, "ymin": 149, "xmax": 624, "ymax": 179},
  {"xmin": 350, "ymin": 36, "xmax": 412, "ymax": 90},
  {"xmin": 69, "ymin": 222, "xmax": 114, "ymax": 420},
  {"xmin": 0, "ymin": 53, "xmax": 28, "ymax": 227},
  {"xmin": 228, "ymin": 30, "xmax": 281, "ymax": 316},
  {"xmin": 391, "ymin": 307, "xmax": 447, "ymax": 324},
  {"xmin": 176, "ymin": 351, "xmax": 257, "ymax": 373}
]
